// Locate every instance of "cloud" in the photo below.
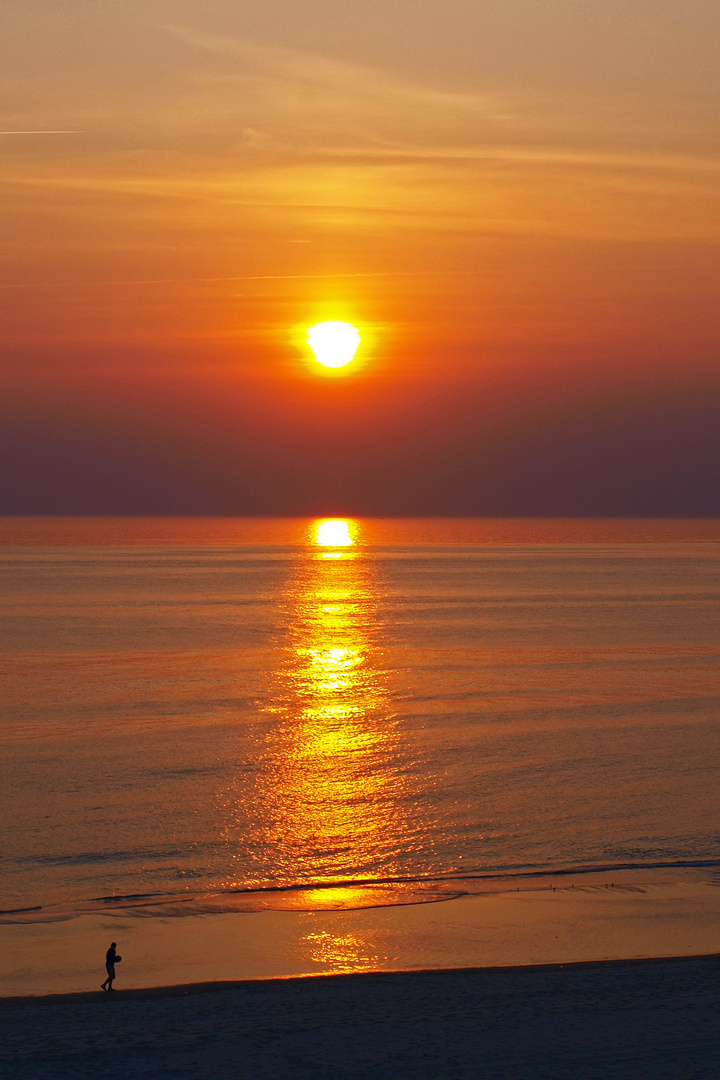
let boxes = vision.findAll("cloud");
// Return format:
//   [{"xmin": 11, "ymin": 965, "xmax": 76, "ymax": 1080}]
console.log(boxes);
[
  {"xmin": 163, "ymin": 23, "xmax": 498, "ymax": 115},
  {"xmin": 160, "ymin": 24, "xmax": 720, "ymax": 161}
]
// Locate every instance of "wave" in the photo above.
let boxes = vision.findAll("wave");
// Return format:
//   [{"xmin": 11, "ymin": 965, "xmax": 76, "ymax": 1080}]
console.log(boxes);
[{"xmin": 3, "ymin": 858, "xmax": 719, "ymax": 924}]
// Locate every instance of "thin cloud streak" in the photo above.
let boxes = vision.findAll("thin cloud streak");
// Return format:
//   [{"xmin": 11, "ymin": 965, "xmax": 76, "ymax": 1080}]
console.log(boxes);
[
  {"xmin": 0, "ymin": 270, "xmax": 465, "ymax": 291},
  {"xmin": 322, "ymin": 145, "xmax": 720, "ymax": 174},
  {"xmin": 164, "ymin": 23, "xmax": 500, "ymax": 114}
]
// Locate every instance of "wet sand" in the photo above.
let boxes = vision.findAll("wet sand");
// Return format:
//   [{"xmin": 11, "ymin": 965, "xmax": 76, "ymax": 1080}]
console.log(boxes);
[{"xmin": 2, "ymin": 879, "xmax": 720, "ymax": 997}]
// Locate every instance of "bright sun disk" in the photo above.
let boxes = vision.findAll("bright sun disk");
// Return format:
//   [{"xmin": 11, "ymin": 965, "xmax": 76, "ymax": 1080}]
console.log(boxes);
[{"xmin": 307, "ymin": 321, "xmax": 360, "ymax": 369}]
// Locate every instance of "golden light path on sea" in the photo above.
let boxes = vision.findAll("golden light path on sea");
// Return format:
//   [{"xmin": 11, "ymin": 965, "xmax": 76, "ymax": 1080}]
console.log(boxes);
[
  {"xmin": 223, "ymin": 518, "xmax": 413, "ymax": 969},
  {"xmin": 262, "ymin": 519, "xmax": 399, "ymax": 871}
]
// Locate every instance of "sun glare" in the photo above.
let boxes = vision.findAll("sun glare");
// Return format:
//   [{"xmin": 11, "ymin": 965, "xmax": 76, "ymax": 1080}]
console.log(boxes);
[
  {"xmin": 307, "ymin": 321, "xmax": 361, "ymax": 369},
  {"xmin": 314, "ymin": 519, "xmax": 354, "ymax": 547}
]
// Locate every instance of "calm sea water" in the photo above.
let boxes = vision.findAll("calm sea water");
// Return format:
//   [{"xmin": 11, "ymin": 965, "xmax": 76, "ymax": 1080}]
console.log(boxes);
[{"xmin": 1, "ymin": 519, "xmax": 719, "ymax": 918}]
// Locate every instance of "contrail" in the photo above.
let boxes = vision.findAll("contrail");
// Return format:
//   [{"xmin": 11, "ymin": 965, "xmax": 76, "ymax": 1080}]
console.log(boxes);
[{"xmin": 0, "ymin": 130, "xmax": 83, "ymax": 135}]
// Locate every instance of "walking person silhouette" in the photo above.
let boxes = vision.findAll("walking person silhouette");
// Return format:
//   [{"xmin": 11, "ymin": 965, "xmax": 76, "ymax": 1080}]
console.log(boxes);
[{"xmin": 101, "ymin": 942, "xmax": 121, "ymax": 991}]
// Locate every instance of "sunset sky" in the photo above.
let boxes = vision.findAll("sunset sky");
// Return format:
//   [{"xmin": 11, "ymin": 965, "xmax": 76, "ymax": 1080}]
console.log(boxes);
[{"xmin": 2, "ymin": 0, "xmax": 718, "ymax": 515}]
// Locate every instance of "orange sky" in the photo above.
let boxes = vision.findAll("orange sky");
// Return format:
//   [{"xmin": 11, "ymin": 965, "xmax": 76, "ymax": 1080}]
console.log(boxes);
[{"xmin": 1, "ymin": 1, "xmax": 719, "ymax": 513}]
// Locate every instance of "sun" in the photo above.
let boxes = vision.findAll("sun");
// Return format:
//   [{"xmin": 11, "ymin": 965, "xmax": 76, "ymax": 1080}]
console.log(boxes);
[{"xmin": 306, "ymin": 321, "xmax": 361, "ymax": 369}]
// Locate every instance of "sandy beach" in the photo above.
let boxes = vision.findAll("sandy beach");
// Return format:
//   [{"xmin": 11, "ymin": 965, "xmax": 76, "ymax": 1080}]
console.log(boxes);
[
  {"xmin": 3, "ymin": 881, "xmax": 720, "ymax": 1077},
  {"xmin": 4, "ymin": 957, "xmax": 719, "ymax": 1079}
]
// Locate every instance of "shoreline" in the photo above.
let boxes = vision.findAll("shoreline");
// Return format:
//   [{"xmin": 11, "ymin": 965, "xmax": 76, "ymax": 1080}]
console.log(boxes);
[
  {"xmin": 3, "ymin": 877, "xmax": 720, "ymax": 998},
  {"xmin": 3, "ymin": 861, "xmax": 715, "ymax": 924},
  {"xmin": 3, "ymin": 949, "xmax": 720, "ymax": 1007}
]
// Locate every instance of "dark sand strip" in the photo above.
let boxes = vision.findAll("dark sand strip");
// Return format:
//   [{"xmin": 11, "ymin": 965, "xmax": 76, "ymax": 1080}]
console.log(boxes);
[{"xmin": 3, "ymin": 956, "xmax": 719, "ymax": 1079}]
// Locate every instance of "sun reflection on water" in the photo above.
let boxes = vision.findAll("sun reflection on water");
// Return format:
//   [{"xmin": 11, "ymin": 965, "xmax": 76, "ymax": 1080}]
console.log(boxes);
[
  {"xmin": 302, "ymin": 929, "xmax": 385, "ymax": 972},
  {"xmin": 313, "ymin": 519, "xmax": 355, "ymax": 548},
  {"xmin": 226, "ymin": 519, "xmax": 414, "ymax": 904}
]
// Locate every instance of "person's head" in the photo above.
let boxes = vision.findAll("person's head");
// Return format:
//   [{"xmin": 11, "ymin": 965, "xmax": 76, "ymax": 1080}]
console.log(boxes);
[{"xmin": 111, "ymin": 942, "xmax": 116, "ymax": 948}]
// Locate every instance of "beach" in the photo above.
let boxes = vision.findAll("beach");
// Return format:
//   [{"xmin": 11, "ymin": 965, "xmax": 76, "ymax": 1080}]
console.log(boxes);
[
  {"xmin": 3, "ymin": 877, "xmax": 720, "ymax": 995},
  {"xmin": 4, "ymin": 882, "xmax": 720, "ymax": 1077},
  {"xmin": 4, "ymin": 956, "xmax": 720, "ymax": 1079}
]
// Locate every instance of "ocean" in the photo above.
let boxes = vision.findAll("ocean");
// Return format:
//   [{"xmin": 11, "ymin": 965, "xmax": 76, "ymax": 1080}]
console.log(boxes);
[{"xmin": 2, "ymin": 518, "xmax": 719, "ymax": 920}]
